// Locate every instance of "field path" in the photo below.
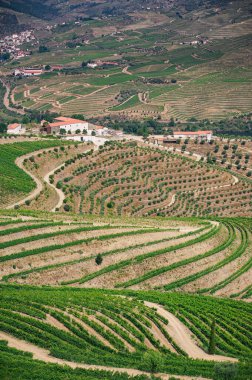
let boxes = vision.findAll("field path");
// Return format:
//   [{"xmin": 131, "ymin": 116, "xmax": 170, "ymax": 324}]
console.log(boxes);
[
  {"xmin": 0, "ymin": 78, "xmax": 25, "ymax": 115},
  {"xmin": 122, "ymin": 66, "xmax": 133, "ymax": 75},
  {"xmin": 6, "ymin": 145, "xmax": 99, "ymax": 211},
  {"xmin": 44, "ymin": 162, "xmax": 66, "ymax": 212},
  {"xmin": 0, "ymin": 331, "xmax": 210, "ymax": 380},
  {"xmin": 6, "ymin": 148, "xmax": 47, "ymax": 210},
  {"xmin": 144, "ymin": 302, "xmax": 237, "ymax": 363}
]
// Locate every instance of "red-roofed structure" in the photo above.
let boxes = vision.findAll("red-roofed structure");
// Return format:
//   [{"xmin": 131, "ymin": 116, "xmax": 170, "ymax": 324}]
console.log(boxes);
[
  {"xmin": 173, "ymin": 130, "xmax": 213, "ymax": 141},
  {"xmin": 7, "ymin": 123, "xmax": 23, "ymax": 134},
  {"xmin": 45, "ymin": 117, "xmax": 89, "ymax": 135}
]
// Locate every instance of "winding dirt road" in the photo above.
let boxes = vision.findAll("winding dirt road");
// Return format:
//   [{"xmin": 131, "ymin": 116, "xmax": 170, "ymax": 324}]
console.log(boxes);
[
  {"xmin": 144, "ymin": 302, "xmax": 237, "ymax": 363},
  {"xmin": 6, "ymin": 149, "xmax": 46, "ymax": 210},
  {"xmin": 7, "ymin": 144, "xmax": 99, "ymax": 212},
  {"xmin": 0, "ymin": 78, "xmax": 25, "ymax": 115},
  {"xmin": 44, "ymin": 163, "xmax": 66, "ymax": 212}
]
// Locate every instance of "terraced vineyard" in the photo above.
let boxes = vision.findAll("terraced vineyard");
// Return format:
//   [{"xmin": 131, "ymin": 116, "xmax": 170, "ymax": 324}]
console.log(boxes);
[
  {"xmin": 0, "ymin": 149, "xmax": 251, "ymax": 379},
  {"xmin": 1, "ymin": 3, "xmax": 252, "ymax": 378},
  {"xmin": 0, "ymin": 212, "xmax": 251, "ymax": 301},
  {"xmin": 52, "ymin": 141, "xmax": 252, "ymax": 217},
  {"xmin": 9, "ymin": 2, "xmax": 252, "ymax": 121},
  {"xmin": 0, "ymin": 282, "xmax": 252, "ymax": 380}
]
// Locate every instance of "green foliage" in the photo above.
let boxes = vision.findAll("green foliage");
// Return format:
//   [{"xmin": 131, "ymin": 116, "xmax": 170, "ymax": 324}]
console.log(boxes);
[
  {"xmin": 143, "ymin": 350, "xmax": 163, "ymax": 373},
  {"xmin": 95, "ymin": 253, "xmax": 103, "ymax": 265},
  {"xmin": 208, "ymin": 319, "xmax": 216, "ymax": 354},
  {"xmin": 214, "ymin": 363, "xmax": 238, "ymax": 380}
]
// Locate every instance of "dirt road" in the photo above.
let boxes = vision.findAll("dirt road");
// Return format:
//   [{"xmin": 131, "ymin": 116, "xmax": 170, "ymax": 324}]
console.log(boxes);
[
  {"xmin": 6, "ymin": 144, "xmax": 100, "ymax": 211},
  {"xmin": 0, "ymin": 331, "xmax": 210, "ymax": 380},
  {"xmin": 44, "ymin": 163, "xmax": 66, "ymax": 212},
  {"xmin": 6, "ymin": 150, "xmax": 45, "ymax": 209},
  {"xmin": 0, "ymin": 78, "xmax": 25, "ymax": 115},
  {"xmin": 144, "ymin": 302, "xmax": 237, "ymax": 363}
]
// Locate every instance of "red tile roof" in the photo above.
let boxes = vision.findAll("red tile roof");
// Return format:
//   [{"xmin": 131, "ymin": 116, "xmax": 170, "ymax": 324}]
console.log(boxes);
[
  {"xmin": 8, "ymin": 123, "xmax": 21, "ymax": 130},
  {"xmin": 173, "ymin": 131, "xmax": 212, "ymax": 135},
  {"xmin": 54, "ymin": 117, "xmax": 87, "ymax": 124}
]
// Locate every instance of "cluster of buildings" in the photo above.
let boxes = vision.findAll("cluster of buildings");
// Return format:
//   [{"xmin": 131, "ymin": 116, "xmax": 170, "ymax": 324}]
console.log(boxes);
[
  {"xmin": 5, "ymin": 117, "xmax": 116, "ymax": 138},
  {"xmin": 41, "ymin": 117, "xmax": 109, "ymax": 137},
  {"xmin": 179, "ymin": 36, "xmax": 209, "ymax": 46},
  {"xmin": 0, "ymin": 30, "xmax": 36, "ymax": 60}
]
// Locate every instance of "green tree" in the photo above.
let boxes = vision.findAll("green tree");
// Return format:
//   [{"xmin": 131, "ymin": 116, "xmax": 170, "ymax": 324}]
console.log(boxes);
[
  {"xmin": 95, "ymin": 254, "xmax": 103, "ymax": 265},
  {"xmin": 64, "ymin": 204, "xmax": 71, "ymax": 212},
  {"xmin": 0, "ymin": 122, "xmax": 7, "ymax": 133},
  {"xmin": 208, "ymin": 319, "xmax": 216, "ymax": 354}
]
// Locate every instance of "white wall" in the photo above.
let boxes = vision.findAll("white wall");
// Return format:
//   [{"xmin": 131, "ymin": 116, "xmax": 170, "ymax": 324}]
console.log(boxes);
[
  {"xmin": 61, "ymin": 122, "xmax": 89, "ymax": 133},
  {"xmin": 7, "ymin": 125, "xmax": 22, "ymax": 135},
  {"xmin": 174, "ymin": 134, "xmax": 212, "ymax": 141}
]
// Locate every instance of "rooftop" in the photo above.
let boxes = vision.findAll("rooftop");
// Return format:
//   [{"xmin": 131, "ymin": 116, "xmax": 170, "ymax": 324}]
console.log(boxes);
[
  {"xmin": 54, "ymin": 117, "xmax": 87, "ymax": 124},
  {"xmin": 8, "ymin": 123, "xmax": 21, "ymax": 130},
  {"xmin": 173, "ymin": 131, "xmax": 213, "ymax": 136}
]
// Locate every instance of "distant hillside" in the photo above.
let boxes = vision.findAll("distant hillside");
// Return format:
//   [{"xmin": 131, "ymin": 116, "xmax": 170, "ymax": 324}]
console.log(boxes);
[
  {"xmin": 0, "ymin": 0, "xmax": 58, "ymax": 19},
  {"xmin": 0, "ymin": 0, "xmax": 235, "ymax": 20}
]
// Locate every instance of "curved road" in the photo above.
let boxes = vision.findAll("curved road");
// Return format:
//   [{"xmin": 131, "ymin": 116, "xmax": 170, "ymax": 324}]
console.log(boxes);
[
  {"xmin": 0, "ymin": 78, "xmax": 25, "ymax": 115},
  {"xmin": 144, "ymin": 302, "xmax": 237, "ymax": 362},
  {"xmin": 7, "ymin": 144, "xmax": 99, "ymax": 212},
  {"xmin": 6, "ymin": 148, "xmax": 48, "ymax": 210}
]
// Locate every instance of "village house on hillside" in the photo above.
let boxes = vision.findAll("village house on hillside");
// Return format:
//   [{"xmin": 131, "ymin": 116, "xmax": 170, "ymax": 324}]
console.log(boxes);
[
  {"xmin": 7, "ymin": 123, "xmax": 25, "ymax": 135},
  {"xmin": 42, "ymin": 117, "xmax": 89, "ymax": 135}
]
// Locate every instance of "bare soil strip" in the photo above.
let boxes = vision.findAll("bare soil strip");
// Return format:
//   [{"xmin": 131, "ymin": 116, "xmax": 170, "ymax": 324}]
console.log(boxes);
[{"xmin": 144, "ymin": 302, "xmax": 237, "ymax": 363}]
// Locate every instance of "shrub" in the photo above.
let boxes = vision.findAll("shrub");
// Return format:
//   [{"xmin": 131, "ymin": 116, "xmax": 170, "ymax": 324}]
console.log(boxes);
[
  {"xmin": 63, "ymin": 204, "xmax": 71, "ymax": 212},
  {"xmin": 213, "ymin": 363, "xmax": 238, "ymax": 380},
  {"xmin": 95, "ymin": 254, "xmax": 103, "ymax": 265}
]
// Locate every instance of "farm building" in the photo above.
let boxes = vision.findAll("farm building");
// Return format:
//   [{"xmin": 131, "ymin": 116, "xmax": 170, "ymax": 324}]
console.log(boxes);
[
  {"xmin": 14, "ymin": 68, "xmax": 43, "ymax": 76},
  {"xmin": 45, "ymin": 117, "xmax": 89, "ymax": 135},
  {"xmin": 148, "ymin": 136, "xmax": 179, "ymax": 145},
  {"xmin": 173, "ymin": 131, "xmax": 213, "ymax": 141},
  {"xmin": 7, "ymin": 123, "xmax": 24, "ymax": 135}
]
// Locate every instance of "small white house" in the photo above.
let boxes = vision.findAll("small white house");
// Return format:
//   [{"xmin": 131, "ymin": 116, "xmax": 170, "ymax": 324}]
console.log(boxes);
[
  {"xmin": 7, "ymin": 123, "xmax": 23, "ymax": 135},
  {"xmin": 87, "ymin": 63, "xmax": 98, "ymax": 69}
]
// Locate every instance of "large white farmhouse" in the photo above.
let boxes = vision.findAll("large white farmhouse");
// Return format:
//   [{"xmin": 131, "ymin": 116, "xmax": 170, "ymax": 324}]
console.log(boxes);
[{"xmin": 47, "ymin": 117, "xmax": 89, "ymax": 135}]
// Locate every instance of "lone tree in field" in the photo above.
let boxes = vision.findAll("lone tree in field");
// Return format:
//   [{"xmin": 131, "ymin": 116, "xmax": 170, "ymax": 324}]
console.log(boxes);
[
  {"xmin": 208, "ymin": 319, "xmax": 216, "ymax": 354},
  {"xmin": 95, "ymin": 254, "xmax": 103, "ymax": 265}
]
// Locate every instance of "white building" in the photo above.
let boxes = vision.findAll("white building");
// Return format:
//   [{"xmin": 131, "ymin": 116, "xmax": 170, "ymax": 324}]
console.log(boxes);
[
  {"xmin": 7, "ymin": 123, "xmax": 24, "ymax": 135},
  {"xmin": 87, "ymin": 63, "xmax": 98, "ymax": 69},
  {"xmin": 47, "ymin": 117, "xmax": 89, "ymax": 134},
  {"xmin": 173, "ymin": 130, "xmax": 213, "ymax": 142},
  {"xmin": 14, "ymin": 68, "xmax": 43, "ymax": 77}
]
